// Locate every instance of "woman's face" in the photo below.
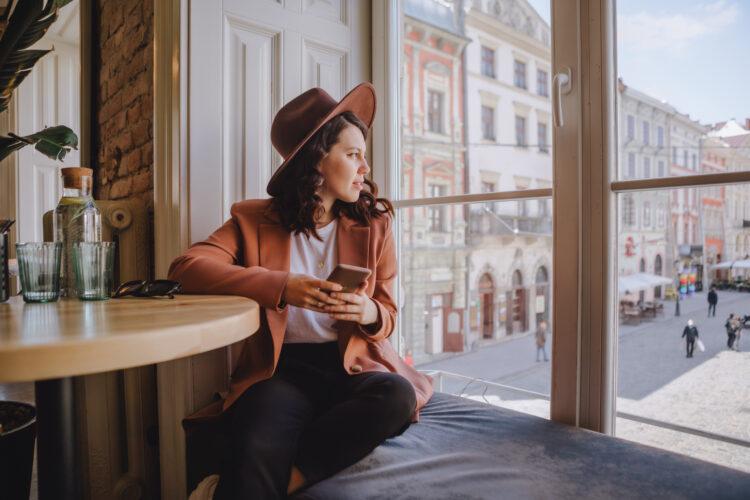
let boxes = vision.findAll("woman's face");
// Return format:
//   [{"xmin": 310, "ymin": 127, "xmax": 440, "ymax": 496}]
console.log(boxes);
[{"xmin": 316, "ymin": 125, "xmax": 369, "ymax": 204}]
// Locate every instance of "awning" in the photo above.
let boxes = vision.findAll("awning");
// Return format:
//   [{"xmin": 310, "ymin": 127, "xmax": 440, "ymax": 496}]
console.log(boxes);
[
  {"xmin": 618, "ymin": 273, "xmax": 672, "ymax": 295},
  {"xmin": 712, "ymin": 259, "xmax": 750, "ymax": 271}
]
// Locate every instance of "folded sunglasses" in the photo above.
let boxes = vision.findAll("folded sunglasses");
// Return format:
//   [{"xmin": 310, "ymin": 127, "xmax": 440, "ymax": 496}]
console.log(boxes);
[{"xmin": 113, "ymin": 279, "xmax": 182, "ymax": 299}]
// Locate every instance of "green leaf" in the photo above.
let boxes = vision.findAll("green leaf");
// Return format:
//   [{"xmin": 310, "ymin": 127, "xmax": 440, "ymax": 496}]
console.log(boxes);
[{"xmin": 0, "ymin": 125, "xmax": 78, "ymax": 162}]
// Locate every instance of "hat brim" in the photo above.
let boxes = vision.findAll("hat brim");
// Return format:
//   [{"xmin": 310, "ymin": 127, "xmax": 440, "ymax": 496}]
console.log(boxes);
[{"xmin": 266, "ymin": 82, "xmax": 377, "ymax": 197}]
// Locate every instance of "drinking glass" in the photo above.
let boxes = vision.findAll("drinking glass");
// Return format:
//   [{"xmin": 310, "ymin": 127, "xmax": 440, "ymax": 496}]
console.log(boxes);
[
  {"xmin": 15, "ymin": 242, "xmax": 63, "ymax": 303},
  {"xmin": 72, "ymin": 242, "xmax": 115, "ymax": 300}
]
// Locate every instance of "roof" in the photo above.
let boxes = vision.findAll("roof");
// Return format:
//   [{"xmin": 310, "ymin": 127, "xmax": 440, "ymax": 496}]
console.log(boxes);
[{"xmin": 404, "ymin": 0, "xmax": 462, "ymax": 36}]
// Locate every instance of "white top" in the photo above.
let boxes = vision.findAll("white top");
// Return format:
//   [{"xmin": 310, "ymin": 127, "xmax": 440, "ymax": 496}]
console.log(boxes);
[{"xmin": 284, "ymin": 219, "xmax": 339, "ymax": 343}]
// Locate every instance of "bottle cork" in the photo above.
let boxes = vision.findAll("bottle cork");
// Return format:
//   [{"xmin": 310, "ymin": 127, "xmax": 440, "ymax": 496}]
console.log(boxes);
[{"xmin": 61, "ymin": 167, "xmax": 94, "ymax": 190}]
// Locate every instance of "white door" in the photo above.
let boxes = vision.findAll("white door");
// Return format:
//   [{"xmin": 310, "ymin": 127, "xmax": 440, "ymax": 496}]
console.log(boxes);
[
  {"xmin": 189, "ymin": 0, "xmax": 371, "ymax": 242},
  {"xmin": 15, "ymin": 1, "xmax": 81, "ymax": 243}
]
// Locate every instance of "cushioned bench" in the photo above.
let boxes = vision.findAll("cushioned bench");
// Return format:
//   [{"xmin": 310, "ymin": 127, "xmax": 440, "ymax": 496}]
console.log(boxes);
[{"xmin": 293, "ymin": 392, "xmax": 749, "ymax": 499}]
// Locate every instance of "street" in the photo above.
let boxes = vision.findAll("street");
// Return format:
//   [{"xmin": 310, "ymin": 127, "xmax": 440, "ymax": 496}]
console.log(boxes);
[{"xmin": 419, "ymin": 289, "xmax": 750, "ymax": 472}]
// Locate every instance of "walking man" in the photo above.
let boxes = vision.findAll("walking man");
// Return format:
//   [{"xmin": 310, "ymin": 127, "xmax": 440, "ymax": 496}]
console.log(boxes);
[
  {"xmin": 682, "ymin": 319, "xmax": 699, "ymax": 358},
  {"xmin": 707, "ymin": 286, "xmax": 718, "ymax": 317},
  {"xmin": 535, "ymin": 320, "xmax": 549, "ymax": 362}
]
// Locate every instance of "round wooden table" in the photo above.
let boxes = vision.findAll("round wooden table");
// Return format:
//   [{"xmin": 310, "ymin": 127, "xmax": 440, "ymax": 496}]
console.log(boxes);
[{"xmin": 0, "ymin": 294, "xmax": 260, "ymax": 500}]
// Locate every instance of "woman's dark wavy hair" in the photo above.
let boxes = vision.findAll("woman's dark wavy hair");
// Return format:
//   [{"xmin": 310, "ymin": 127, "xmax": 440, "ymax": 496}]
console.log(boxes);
[{"xmin": 269, "ymin": 111, "xmax": 394, "ymax": 240}]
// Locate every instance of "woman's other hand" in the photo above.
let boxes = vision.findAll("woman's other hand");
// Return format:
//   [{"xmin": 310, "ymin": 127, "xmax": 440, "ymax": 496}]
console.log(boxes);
[
  {"xmin": 282, "ymin": 273, "xmax": 345, "ymax": 312},
  {"xmin": 324, "ymin": 282, "xmax": 378, "ymax": 325}
]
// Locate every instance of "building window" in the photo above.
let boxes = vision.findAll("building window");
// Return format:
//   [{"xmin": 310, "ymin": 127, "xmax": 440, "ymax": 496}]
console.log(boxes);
[
  {"xmin": 627, "ymin": 153, "xmax": 636, "ymax": 178},
  {"xmin": 643, "ymin": 157, "xmax": 651, "ymax": 178},
  {"xmin": 481, "ymin": 46, "xmax": 495, "ymax": 78},
  {"xmin": 537, "ymin": 69, "xmax": 548, "ymax": 97},
  {"xmin": 537, "ymin": 122, "xmax": 548, "ymax": 153},
  {"xmin": 538, "ymin": 199, "xmax": 549, "ymax": 217},
  {"xmin": 627, "ymin": 115, "xmax": 635, "ymax": 139},
  {"xmin": 657, "ymin": 126, "xmax": 664, "ymax": 147},
  {"xmin": 642, "ymin": 121, "xmax": 650, "ymax": 145},
  {"xmin": 427, "ymin": 90, "xmax": 444, "ymax": 134},
  {"xmin": 481, "ymin": 105, "xmax": 495, "ymax": 140},
  {"xmin": 481, "ymin": 181, "xmax": 495, "ymax": 193},
  {"xmin": 683, "ymin": 150, "xmax": 688, "ymax": 168},
  {"xmin": 692, "ymin": 153, "xmax": 697, "ymax": 169},
  {"xmin": 658, "ymin": 160, "xmax": 665, "ymax": 177},
  {"xmin": 513, "ymin": 60, "xmax": 527, "ymax": 89},
  {"xmin": 672, "ymin": 146, "xmax": 677, "ymax": 164},
  {"xmin": 428, "ymin": 184, "xmax": 447, "ymax": 232},
  {"xmin": 515, "ymin": 115, "xmax": 527, "ymax": 146},
  {"xmin": 643, "ymin": 202, "xmax": 651, "ymax": 227},
  {"xmin": 623, "ymin": 195, "xmax": 635, "ymax": 226}
]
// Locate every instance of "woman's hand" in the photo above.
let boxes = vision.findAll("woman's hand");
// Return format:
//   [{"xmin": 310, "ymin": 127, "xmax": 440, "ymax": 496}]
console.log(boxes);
[
  {"xmin": 282, "ymin": 273, "xmax": 345, "ymax": 312},
  {"xmin": 324, "ymin": 282, "xmax": 379, "ymax": 326}
]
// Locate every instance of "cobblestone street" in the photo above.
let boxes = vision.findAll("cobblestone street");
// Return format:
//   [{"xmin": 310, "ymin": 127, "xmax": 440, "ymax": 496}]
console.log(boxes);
[{"xmin": 420, "ymin": 290, "xmax": 750, "ymax": 472}]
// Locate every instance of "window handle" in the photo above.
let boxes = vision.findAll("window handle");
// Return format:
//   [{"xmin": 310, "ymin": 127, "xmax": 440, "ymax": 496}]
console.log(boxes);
[{"xmin": 552, "ymin": 67, "xmax": 572, "ymax": 127}]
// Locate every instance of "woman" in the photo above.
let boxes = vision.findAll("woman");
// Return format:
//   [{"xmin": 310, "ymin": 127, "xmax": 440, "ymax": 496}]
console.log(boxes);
[{"xmin": 169, "ymin": 83, "xmax": 433, "ymax": 499}]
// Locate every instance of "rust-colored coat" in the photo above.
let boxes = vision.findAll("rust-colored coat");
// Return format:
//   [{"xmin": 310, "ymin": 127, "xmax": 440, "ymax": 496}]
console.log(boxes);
[{"xmin": 168, "ymin": 199, "xmax": 433, "ymax": 424}]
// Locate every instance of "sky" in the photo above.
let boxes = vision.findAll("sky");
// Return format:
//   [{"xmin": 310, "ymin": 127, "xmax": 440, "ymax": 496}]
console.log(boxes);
[{"xmin": 525, "ymin": 0, "xmax": 750, "ymax": 126}]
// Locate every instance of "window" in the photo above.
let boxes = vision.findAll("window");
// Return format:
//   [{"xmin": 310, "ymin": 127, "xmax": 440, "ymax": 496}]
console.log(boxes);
[
  {"xmin": 672, "ymin": 146, "xmax": 677, "ymax": 164},
  {"xmin": 537, "ymin": 69, "xmax": 548, "ymax": 96},
  {"xmin": 683, "ymin": 150, "xmax": 688, "ymax": 168},
  {"xmin": 481, "ymin": 46, "xmax": 495, "ymax": 78},
  {"xmin": 692, "ymin": 153, "xmax": 697, "ymax": 170},
  {"xmin": 627, "ymin": 153, "xmax": 635, "ymax": 178},
  {"xmin": 643, "ymin": 201, "xmax": 651, "ymax": 227},
  {"xmin": 622, "ymin": 195, "xmax": 635, "ymax": 226},
  {"xmin": 481, "ymin": 181, "xmax": 495, "ymax": 193},
  {"xmin": 537, "ymin": 122, "xmax": 548, "ymax": 153},
  {"xmin": 515, "ymin": 115, "xmax": 526, "ymax": 146},
  {"xmin": 657, "ymin": 126, "xmax": 664, "ymax": 147},
  {"xmin": 643, "ymin": 157, "xmax": 651, "ymax": 178},
  {"xmin": 627, "ymin": 115, "xmax": 635, "ymax": 139},
  {"xmin": 427, "ymin": 90, "xmax": 444, "ymax": 134},
  {"xmin": 427, "ymin": 184, "xmax": 446, "ymax": 232},
  {"xmin": 657, "ymin": 160, "xmax": 665, "ymax": 177},
  {"xmin": 513, "ymin": 60, "xmax": 527, "ymax": 89},
  {"xmin": 481, "ymin": 105, "xmax": 495, "ymax": 141},
  {"xmin": 642, "ymin": 121, "xmax": 650, "ymax": 145}
]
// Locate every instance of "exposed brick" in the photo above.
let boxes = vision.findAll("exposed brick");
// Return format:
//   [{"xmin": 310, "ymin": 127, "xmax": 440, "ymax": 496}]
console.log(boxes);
[
  {"xmin": 121, "ymin": 148, "xmax": 142, "ymax": 174},
  {"xmin": 110, "ymin": 177, "xmax": 132, "ymax": 199},
  {"xmin": 132, "ymin": 170, "xmax": 151, "ymax": 194},
  {"xmin": 94, "ymin": 0, "xmax": 153, "ymax": 211}
]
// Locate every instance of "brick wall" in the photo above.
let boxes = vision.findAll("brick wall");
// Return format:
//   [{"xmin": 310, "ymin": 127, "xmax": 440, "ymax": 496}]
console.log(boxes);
[{"xmin": 93, "ymin": 0, "xmax": 153, "ymax": 210}]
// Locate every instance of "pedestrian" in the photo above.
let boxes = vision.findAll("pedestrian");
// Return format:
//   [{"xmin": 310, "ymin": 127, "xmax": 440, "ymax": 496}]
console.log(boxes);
[
  {"xmin": 682, "ymin": 319, "xmax": 699, "ymax": 358},
  {"xmin": 707, "ymin": 286, "xmax": 718, "ymax": 317},
  {"xmin": 735, "ymin": 315, "xmax": 744, "ymax": 351},
  {"xmin": 535, "ymin": 320, "xmax": 549, "ymax": 362},
  {"xmin": 725, "ymin": 314, "xmax": 737, "ymax": 350}
]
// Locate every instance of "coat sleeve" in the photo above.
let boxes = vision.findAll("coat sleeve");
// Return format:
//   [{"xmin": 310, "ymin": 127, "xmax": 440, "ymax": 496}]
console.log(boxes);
[
  {"xmin": 167, "ymin": 210, "xmax": 289, "ymax": 312},
  {"xmin": 356, "ymin": 216, "xmax": 397, "ymax": 343}
]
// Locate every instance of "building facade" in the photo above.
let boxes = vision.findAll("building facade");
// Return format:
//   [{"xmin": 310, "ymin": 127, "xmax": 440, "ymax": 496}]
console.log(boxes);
[{"xmin": 463, "ymin": 0, "xmax": 553, "ymax": 345}]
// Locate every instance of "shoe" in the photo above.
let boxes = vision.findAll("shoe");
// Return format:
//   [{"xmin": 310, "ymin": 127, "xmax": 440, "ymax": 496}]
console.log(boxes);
[{"xmin": 189, "ymin": 474, "xmax": 220, "ymax": 500}]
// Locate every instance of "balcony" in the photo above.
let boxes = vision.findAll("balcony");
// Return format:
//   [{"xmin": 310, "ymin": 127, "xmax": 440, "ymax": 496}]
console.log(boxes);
[{"xmin": 468, "ymin": 207, "xmax": 552, "ymax": 242}]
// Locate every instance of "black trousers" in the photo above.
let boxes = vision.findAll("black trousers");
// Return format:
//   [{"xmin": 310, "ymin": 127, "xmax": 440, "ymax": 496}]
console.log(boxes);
[
  {"xmin": 686, "ymin": 339, "xmax": 695, "ymax": 357},
  {"xmin": 728, "ymin": 332, "xmax": 736, "ymax": 349},
  {"xmin": 708, "ymin": 303, "xmax": 716, "ymax": 316},
  {"xmin": 214, "ymin": 341, "xmax": 417, "ymax": 499}
]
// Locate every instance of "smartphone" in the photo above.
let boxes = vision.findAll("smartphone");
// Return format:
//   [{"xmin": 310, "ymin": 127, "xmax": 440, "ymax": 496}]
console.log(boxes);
[{"xmin": 326, "ymin": 264, "xmax": 372, "ymax": 293}]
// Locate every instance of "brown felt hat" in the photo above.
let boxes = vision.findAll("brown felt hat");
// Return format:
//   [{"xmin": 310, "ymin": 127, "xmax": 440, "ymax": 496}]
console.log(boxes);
[{"xmin": 267, "ymin": 82, "xmax": 376, "ymax": 196}]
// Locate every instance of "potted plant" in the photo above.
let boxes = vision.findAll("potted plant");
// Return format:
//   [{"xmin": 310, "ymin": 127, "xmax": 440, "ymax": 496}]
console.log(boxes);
[
  {"xmin": 0, "ymin": 0, "xmax": 78, "ymax": 162},
  {"xmin": 0, "ymin": 1, "xmax": 78, "ymax": 497}
]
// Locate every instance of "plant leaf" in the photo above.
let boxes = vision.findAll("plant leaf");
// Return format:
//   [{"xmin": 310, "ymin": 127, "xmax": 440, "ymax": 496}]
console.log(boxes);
[{"xmin": 0, "ymin": 125, "xmax": 78, "ymax": 162}]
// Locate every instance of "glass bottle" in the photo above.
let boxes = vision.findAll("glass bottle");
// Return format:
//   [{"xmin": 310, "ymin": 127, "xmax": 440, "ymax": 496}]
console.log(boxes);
[{"xmin": 53, "ymin": 167, "xmax": 102, "ymax": 297}]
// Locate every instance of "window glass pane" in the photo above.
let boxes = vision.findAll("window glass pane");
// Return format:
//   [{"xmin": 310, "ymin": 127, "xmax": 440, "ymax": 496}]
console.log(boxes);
[
  {"xmin": 401, "ymin": 0, "xmax": 552, "ymax": 199},
  {"xmin": 615, "ymin": 186, "xmax": 750, "ymax": 472},
  {"xmin": 616, "ymin": 2, "xmax": 750, "ymax": 181},
  {"xmin": 398, "ymin": 200, "xmax": 552, "ymax": 418}
]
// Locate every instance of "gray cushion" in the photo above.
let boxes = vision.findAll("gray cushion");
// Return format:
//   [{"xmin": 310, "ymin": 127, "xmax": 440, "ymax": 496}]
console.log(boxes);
[{"xmin": 295, "ymin": 392, "xmax": 749, "ymax": 500}]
